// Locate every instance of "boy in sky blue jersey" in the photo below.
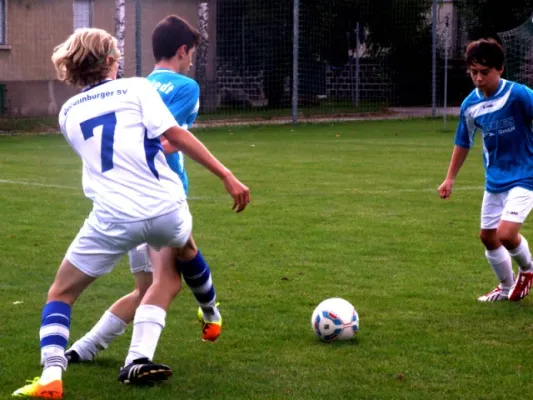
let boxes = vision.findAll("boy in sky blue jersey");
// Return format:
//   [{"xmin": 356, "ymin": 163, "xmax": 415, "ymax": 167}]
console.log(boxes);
[
  {"xmin": 438, "ymin": 38, "xmax": 533, "ymax": 302},
  {"xmin": 147, "ymin": 66, "xmax": 200, "ymax": 195},
  {"xmin": 65, "ymin": 15, "xmax": 224, "ymax": 367}
]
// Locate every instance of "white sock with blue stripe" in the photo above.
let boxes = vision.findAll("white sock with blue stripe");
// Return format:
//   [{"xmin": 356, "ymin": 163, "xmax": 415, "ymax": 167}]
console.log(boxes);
[{"xmin": 39, "ymin": 301, "xmax": 71, "ymax": 383}]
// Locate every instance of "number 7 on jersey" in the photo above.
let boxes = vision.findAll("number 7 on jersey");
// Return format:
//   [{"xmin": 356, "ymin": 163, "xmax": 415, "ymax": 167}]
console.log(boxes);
[{"xmin": 80, "ymin": 112, "xmax": 117, "ymax": 173}]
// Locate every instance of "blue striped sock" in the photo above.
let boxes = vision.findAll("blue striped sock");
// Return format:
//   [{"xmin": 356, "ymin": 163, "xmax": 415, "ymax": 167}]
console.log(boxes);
[
  {"xmin": 40, "ymin": 301, "xmax": 71, "ymax": 370},
  {"xmin": 178, "ymin": 250, "xmax": 216, "ymax": 313}
]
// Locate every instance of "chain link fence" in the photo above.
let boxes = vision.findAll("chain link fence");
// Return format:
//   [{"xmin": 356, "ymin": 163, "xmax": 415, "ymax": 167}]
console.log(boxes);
[{"xmin": 1, "ymin": 0, "xmax": 471, "ymax": 125}]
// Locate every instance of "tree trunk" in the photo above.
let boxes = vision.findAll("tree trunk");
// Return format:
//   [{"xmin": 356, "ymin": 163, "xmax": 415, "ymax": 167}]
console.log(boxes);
[
  {"xmin": 114, "ymin": 0, "xmax": 126, "ymax": 78},
  {"xmin": 196, "ymin": 1, "xmax": 217, "ymax": 112}
]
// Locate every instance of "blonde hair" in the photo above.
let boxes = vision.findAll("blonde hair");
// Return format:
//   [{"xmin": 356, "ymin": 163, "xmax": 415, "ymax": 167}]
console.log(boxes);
[{"xmin": 51, "ymin": 28, "xmax": 121, "ymax": 88}]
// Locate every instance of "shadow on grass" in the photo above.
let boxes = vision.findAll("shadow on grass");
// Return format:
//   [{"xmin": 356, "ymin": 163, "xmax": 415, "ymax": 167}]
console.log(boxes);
[
  {"xmin": 68, "ymin": 357, "xmax": 120, "ymax": 369},
  {"xmin": 310, "ymin": 336, "xmax": 361, "ymax": 347}
]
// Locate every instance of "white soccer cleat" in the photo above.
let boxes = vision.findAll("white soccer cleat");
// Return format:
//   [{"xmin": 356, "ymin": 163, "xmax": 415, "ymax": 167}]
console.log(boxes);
[{"xmin": 477, "ymin": 285, "xmax": 509, "ymax": 302}]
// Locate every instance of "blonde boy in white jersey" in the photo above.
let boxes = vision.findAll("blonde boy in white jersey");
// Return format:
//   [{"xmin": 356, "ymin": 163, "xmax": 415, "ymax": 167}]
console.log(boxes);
[
  {"xmin": 65, "ymin": 17, "xmax": 221, "ymax": 367},
  {"xmin": 12, "ymin": 28, "xmax": 250, "ymax": 399}
]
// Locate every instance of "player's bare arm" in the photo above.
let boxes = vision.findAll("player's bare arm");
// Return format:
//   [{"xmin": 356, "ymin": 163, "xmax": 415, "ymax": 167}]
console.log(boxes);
[
  {"xmin": 163, "ymin": 126, "xmax": 250, "ymax": 212},
  {"xmin": 438, "ymin": 145, "xmax": 470, "ymax": 199},
  {"xmin": 160, "ymin": 138, "xmax": 180, "ymax": 155}
]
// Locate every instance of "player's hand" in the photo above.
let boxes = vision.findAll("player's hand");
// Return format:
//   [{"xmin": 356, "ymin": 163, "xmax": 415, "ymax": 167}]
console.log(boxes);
[
  {"xmin": 222, "ymin": 173, "xmax": 250, "ymax": 213},
  {"xmin": 437, "ymin": 178, "xmax": 454, "ymax": 199}
]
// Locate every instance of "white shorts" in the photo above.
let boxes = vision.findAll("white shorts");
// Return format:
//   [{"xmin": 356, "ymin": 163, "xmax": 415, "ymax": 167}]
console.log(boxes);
[
  {"xmin": 66, "ymin": 205, "xmax": 192, "ymax": 277},
  {"xmin": 481, "ymin": 187, "xmax": 533, "ymax": 229},
  {"xmin": 128, "ymin": 243, "xmax": 153, "ymax": 274}
]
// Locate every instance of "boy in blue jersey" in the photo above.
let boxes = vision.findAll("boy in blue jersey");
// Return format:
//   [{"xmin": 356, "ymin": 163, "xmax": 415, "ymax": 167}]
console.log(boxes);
[
  {"xmin": 148, "ymin": 17, "xmax": 224, "ymax": 342},
  {"xmin": 65, "ymin": 16, "xmax": 222, "ymax": 365},
  {"xmin": 438, "ymin": 38, "xmax": 533, "ymax": 302}
]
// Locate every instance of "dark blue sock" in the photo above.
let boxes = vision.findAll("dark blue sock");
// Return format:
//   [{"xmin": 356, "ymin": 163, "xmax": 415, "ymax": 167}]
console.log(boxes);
[
  {"xmin": 40, "ymin": 301, "xmax": 71, "ymax": 370},
  {"xmin": 178, "ymin": 250, "xmax": 216, "ymax": 308}
]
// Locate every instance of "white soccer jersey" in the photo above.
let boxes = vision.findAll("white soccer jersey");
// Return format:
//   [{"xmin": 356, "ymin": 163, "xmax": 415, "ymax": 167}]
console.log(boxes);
[{"xmin": 59, "ymin": 77, "xmax": 186, "ymax": 222}]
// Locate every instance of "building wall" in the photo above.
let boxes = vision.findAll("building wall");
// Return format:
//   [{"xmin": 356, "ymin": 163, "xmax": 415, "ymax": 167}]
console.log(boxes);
[
  {"xmin": 0, "ymin": 0, "xmax": 73, "ymax": 81},
  {"xmin": 0, "ymin": 0, "xmax": 199, "ymax": 116}
]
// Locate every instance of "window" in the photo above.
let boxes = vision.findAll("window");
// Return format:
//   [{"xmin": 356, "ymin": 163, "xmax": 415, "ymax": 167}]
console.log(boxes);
[
  {"xmin": 73, "ymin": 0, "xmax": 93, "ymax": 31},
  {"xmin": 0, "ymin": 0, "xmax": 6, "ymax": 45}
]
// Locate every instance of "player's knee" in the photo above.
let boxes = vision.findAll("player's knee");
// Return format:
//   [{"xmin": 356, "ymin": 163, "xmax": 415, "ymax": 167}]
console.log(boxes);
[
  {"xmin": 497, "ymin": 229, "xmax": 520, "ymax": 249},
  {"xmin": 47, "ymin": 283, "xmax": 76, "ymax": 306},
  {"xmin": 479, "ymin": 230, "xmax": 494, "ymax": 247},
  {"xmin": 134, "ymin": 272, "xmax": 153, "ymax": 298},
  {"xmin": 133, "ymin": 281, "xmax": 151, "ymax": 302},
  {"xmin": 129, "ymin": 288, "xmax": 144, "ymax": 307},
  {"xmin": 153, "ymin": 274, "xmax": 182, "ymax": 299},
  {"xmin": 166, "ymin": 278, "xmax": 182, "ymax": 298},
  {"xmin": 175, "ymin": 237, "xmax": 198, "ymax": 262},
  {"xmin": 157, "ymin": 283, "xmax": 181, "ymax": 300},
  {"xmin": 480, "ymin": 230, "xmax": 497, "ymax": 248},
  {"xmin": 46, "ymin": 258, "xmax": 94, "ymax": 305}
]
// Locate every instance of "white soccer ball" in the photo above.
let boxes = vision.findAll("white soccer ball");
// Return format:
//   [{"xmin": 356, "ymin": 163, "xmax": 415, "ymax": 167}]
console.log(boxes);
[{"xmin": 311, "ymin": 297, "xmax": 359, "ymax": 341}]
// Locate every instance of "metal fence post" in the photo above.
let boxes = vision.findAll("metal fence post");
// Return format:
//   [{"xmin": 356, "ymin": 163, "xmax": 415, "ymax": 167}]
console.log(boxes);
[
  {"xmin": 443, "ymin": 16, "xmax": 449, "ymax": 128},
  {"xmin": 431, "ymin": 0, "xmax": 437, "ymax": 117},
  {"xmin": 292, "ymin": 0, "xmax": 299, "ymax": 124},
  {"xmin": 355, "ymin": 22, "xmax": 360, "ymax": 108}
]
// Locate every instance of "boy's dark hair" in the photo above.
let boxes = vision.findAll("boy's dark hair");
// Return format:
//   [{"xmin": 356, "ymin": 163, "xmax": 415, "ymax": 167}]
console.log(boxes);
[
  {"xmin": 465, "ymin": 38, "xmax": 505, "ymax": 70},
  {"xmin": 152, "ymin": 15, "xmax": 201, "ymax": 61}
]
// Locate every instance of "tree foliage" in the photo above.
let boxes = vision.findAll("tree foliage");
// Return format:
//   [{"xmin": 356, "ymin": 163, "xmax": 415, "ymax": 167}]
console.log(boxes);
[
  {"xmin": 217, "ymin": 0, "xmax": 436, "ymax": 106},
  {"xmin": 456, "ymin": 0, "xmax": 533, "ymax": 40}
]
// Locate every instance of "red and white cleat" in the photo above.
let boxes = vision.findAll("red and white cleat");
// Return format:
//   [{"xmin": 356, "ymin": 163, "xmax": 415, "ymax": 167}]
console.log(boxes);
[
  {"xmin": 508, "ymin": 270, "xmax": 533, "ymax": 301},
  {"xmin": 477, "ymin": 285, "xmax": 509, "ymax": 302}
]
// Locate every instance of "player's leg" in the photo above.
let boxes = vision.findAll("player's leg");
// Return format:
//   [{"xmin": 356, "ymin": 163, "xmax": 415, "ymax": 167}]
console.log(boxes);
[
  {"xmin": 478, "ymin": 191, "xmax": 514, "ymax": 302},
  {"xmin": 177, "ymin": 235, "xmax": 222, "ymax": 342},
  {"xmin": 13, "ymin": 215, "xmax": 142, "ymax": 398},
  {"xmin": 66, "ymin": 245, "xmax": 153, "ymax": 363},
  {"xmin": 119, "ymin": 207, "xmax": 191, "ymax": 385},
  {"xmin": 499, "ymin": 187, "xmax": 533, "ymax": 301},
  {"xmin": 119, "ymin": 246, "xmax": 180, "ymax": 385},
  {"xmin": 12, "ymin": 259, "xmax": 96, "ymax": 399}
]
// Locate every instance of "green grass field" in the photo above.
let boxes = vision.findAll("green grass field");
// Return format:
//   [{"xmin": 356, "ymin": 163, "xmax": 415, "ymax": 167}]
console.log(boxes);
[{"xmin": 1, "ymin": 119, "xmax": 533, "ymax": 400}]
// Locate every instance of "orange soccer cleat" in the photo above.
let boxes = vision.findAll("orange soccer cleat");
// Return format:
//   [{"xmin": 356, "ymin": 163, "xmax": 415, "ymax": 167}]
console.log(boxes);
[
  {"xmin": 197, "ymin": 303, "xmax": 222, "ymax": 342},
  {"xmin": 12, "ymin": 378, "xmax": 63, "ymax": 399}
]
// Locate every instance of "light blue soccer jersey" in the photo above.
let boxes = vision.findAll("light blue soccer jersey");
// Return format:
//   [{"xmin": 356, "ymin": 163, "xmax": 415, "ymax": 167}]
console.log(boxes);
[
  {"xmin": 455, "ymin": 79, "xmax": 533, "ymax": 193},
  {"xmin": 147, "ymin": 68, "xmax": 200, "ymax": 196}
]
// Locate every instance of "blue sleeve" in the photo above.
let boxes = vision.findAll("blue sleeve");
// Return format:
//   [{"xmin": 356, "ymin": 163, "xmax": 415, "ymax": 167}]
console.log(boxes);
[
  {"xmin": 169, "ymin": 80, "xmax": 200, "ymax": 128},
  {"xmin": 185, "ymin": 111, "xmax": 198, "ymax": 129},
  {"xmin": 454, "ymin": 107, "xmax": 476, "ymax": 149},
  {"xmin": 518, "ymin": 84, "xmax": 533, "ymax": 120}
]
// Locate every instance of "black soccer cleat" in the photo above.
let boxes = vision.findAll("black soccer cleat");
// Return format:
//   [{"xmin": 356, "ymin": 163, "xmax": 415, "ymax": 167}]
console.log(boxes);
[
  {"xmin": 118, "ymin": 358, "xmax": 173, "ymax": 385},
  {"xmin": 65, "ymin": 349, "xmax": 81, "ymax": 364}
]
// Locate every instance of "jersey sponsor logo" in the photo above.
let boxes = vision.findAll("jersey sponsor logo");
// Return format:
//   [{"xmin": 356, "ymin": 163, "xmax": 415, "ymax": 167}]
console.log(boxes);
[
  {"xmin": 482, "ymin": 116, "xmax": 516, "ymax": 137},
  {"xmin": 151, "ymin": 81, "xmax": 174, "ymax": 95}
]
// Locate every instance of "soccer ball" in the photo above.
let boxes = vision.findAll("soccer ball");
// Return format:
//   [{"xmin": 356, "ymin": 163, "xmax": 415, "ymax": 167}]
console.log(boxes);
[{"xmin": 311, "ymin": 298, "xmax": 359, "ymax": 341}]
